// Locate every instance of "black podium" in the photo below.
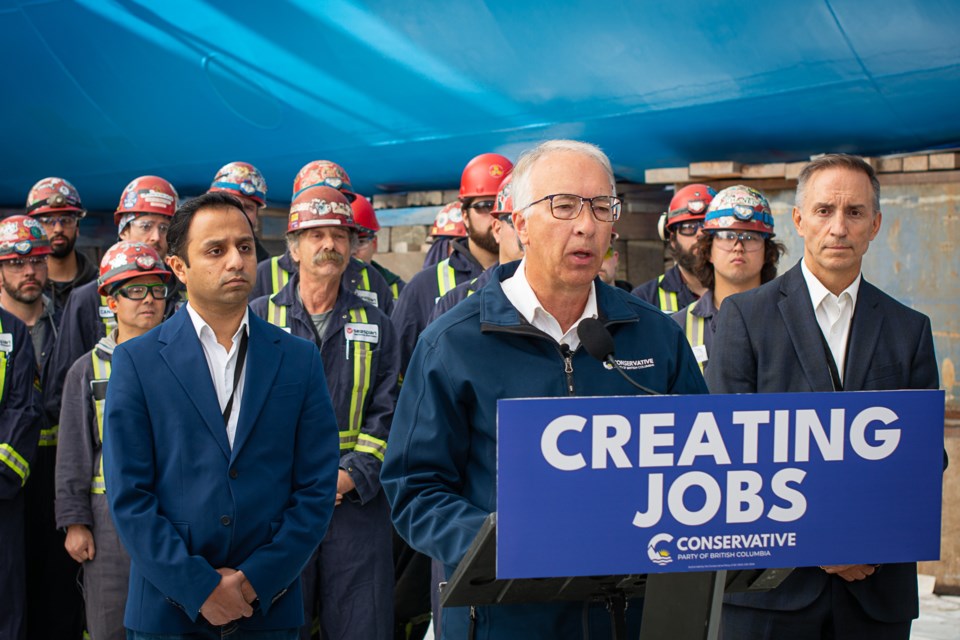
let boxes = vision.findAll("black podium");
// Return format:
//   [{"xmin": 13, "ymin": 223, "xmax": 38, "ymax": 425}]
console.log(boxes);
[{"xmin": 440, "ymin": 513, "xmax": 793, "ymax": 640}]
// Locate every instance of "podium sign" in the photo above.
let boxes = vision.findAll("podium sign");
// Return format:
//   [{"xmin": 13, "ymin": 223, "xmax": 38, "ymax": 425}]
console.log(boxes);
[{"xmin": 497, "ymin": 390, "xmax": 944, "ymax": 579}]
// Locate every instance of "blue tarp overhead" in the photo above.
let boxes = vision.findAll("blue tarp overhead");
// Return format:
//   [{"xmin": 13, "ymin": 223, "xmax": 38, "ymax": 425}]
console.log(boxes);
[{"xmin": 2, "ymin": 0, "xmax": 959, "ymax": 210}]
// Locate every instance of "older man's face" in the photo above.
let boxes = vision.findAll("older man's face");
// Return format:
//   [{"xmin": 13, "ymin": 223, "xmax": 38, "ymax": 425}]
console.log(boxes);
[{"xmin": 514, "ymin": 151, "xmax": 613, "ymax": 294}]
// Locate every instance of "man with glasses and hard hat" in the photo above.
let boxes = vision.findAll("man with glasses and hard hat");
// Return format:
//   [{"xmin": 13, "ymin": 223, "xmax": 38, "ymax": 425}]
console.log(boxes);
[
  {"xmin": 383, "ymin": 139, "xmax": 706, "ymax": 639},
  {"xmin": 632, "ymin": 184, "xmax": 715, "ymax": 312}
]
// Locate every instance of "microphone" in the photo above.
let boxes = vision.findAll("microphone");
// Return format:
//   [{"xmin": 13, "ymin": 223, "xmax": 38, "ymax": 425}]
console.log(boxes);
[{"xmin": 577, "ymin": 318, "xmax": 660, "ymax": 395}]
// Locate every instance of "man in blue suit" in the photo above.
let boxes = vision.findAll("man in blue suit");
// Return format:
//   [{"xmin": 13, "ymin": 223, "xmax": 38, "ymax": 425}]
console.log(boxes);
[
  {"xmin": 104, "ymin": 192, "xmax": 340, "ymax": 639},
  {"xmin": 707, "ymin": 154, "xmax": 940, "ymax": 639}
]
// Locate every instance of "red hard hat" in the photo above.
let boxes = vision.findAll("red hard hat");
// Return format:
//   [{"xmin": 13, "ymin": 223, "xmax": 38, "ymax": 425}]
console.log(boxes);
[
  {"xmin": 292, "ymin": 160, "xmax": 356, "ymax": 201},
  {"xmin": 493, "ymin": 173, "xmax": 514, "ymax": 216},
  {"xmin": 26, "ymin": 177, "xmax": 85, "ymax": 218},
  {"xmin": 288, "ymin": 186, "xmax": 357, "ymax": 233},
  {"xmin": 429, "ymin": 201, "xmax": 466, "ymax": 238},
  {"xmin": 350, "ymin": 195, "xmax": 380, "ymax": 235},
  {"xmin": 209, "ymin": 161, "xmax": 267, "ymax": 206},
  {"xmin": 666, "ymin": 184, "xmax": 716, "ymax": 227},
  {"xmin": 114, "ymin": 176, "xmax": 179, "ymax": 225},
  {"xmin": 97, "ymin": 241, "xmax": 171, "ymax": 296},
  {"xmin": 459, "ymin": 153, "xmax": 513, "ymax": 199},
  {"xmin": 0, "ymin": 215, "xmax": 53, "ymax": 261}
]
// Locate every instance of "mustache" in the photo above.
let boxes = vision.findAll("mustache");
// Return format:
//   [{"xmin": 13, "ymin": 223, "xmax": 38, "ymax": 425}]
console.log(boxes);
[{"xmin": 312, "ymin": 250, "xmax": 345, "ymax": 266}]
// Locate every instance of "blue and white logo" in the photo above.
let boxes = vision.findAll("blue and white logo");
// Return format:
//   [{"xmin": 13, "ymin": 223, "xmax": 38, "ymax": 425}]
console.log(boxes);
[{"xmin": 648, "ymin": 533, "xmax": 674, "ymax": 566}]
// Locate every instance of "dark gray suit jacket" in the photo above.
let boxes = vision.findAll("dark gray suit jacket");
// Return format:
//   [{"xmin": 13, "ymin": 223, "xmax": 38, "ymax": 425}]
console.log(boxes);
[{"xmin": 706, "ymin": 261, "xmax": 939, "ymax": 623}]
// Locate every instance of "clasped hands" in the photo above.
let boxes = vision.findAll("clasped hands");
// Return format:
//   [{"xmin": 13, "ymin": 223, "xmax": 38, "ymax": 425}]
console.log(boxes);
[
  {"xmin": 200, "ymin": 567, "xmax": 258, "ymax": 626},
  {"xmin": 819, "ymin": 564, "xmax": 877, "ymax": 582}
]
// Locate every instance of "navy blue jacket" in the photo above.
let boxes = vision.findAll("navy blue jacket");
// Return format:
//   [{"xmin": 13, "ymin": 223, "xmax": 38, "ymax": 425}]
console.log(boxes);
[
  {"xmin": 0, "ymin": 309, "xmax": 41, "ymax": 500},
  {"xmin": 250, "ymin": 251, "xmax": 395, "ymax": 316},
  {"xmin": 631, "ymin": 264, "xmax": 698, "ymax": 312},
  {"xmin": 382, "ymin": 262, "xmax": 707, "ymax": 638},
  {"xmin": 250, "ymin": 275, "xmax": 400, "ymax": 503},
  {"xmin": 391, "ymin": 238, "xmax": 484, "ymax": 372},
  {"xmin": 706, "ymin": 262, "xmax": 940, "ymax": 623},
  {"xmin": 104, "ymin": 308, "xmax": 339, "ymax": 633}
]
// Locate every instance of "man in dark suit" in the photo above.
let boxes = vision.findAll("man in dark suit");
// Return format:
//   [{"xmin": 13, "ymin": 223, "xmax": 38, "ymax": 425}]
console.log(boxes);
[
  {"xmin": 104, "ymin": 192, "xmax": 340, "ymax": 639},
  {"xmin": 706, "ymin": 154, "xmax": 939, "ymax": 639}
]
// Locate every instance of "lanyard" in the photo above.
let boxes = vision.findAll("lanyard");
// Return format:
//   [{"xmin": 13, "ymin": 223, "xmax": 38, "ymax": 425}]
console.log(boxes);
[{"xmin": 222, "ymin": 330, "xmax": 249, "ymax": 426}]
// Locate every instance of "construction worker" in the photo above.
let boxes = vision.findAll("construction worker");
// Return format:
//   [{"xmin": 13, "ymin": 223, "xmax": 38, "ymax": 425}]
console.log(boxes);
[
  {"xmin": 671, "ymin": 185, "xmax": 784, "ymax": 373},
  {"xmin": 422, "ymin": 201, "xmax": 467, "ymax": 270},
  {"xmin": 0, "ymin": 216, "xmax": 60, "ymax": 372},
  {"xmin": 250, "ymin": 186, "xmax": 399, "ymax": 640},
  {"xmin": 392, "ymin": 152, "xmax": 513, "ymax": 371},
  {"xmin": 351, "ymin": 194, "xmax": 405, "ymax": 300},
  {"xmin": 0, "ymin": 217, "xmax": 44, "ymax": 640},
  {"xmin": 431, "ymin": 172, "xmax": 524, "ymax": 320},
  {"xmin": 598, "ymin": 231, "xmax": 633, "ymax": 292},
  {"xmin": 55, "ymin": 242, "xmax": 171, "ymax": 640},
  {"xmin": 632, "ymin": 183, "xmax": 715, "ymax": 312},
  {"xmin": 25, "ymin": 177, "xmax": 98, "ymax": 315},
  {"xmin": 208, "ymin": 160, "xmax": 271, "ymax": 262},
  {"xmin": 248, "ymin": 160, "xmax": 395, "ymax": 314}
]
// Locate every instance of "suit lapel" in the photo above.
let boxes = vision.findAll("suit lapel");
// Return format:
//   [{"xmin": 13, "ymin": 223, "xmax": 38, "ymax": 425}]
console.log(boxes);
[
  {"xmin": 159, "ymin": 309, "xmax": 231, "ymax": 459},
  {"xmin": 842, "ymin": 279, "xmax": 883, "ymax": 391},
  {"xmin": 777, "ymin": 264, "xmax": 835, "ymax": 392},
  {"xmin": 230, "ymin": 314, "xmax": 282, "ymax": 459}
]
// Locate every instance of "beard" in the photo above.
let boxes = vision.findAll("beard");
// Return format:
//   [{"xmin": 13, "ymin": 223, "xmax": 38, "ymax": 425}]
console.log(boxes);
[
  {"xmin": 49, "ymin": 232, "xmax": 77, "ymax": 259},
  {"xmin": 470, "ymin": 226, "xmax": 499, "ymax": 255},
  {"xmin": 3, "ymin": 279, "xmax": 43, "ymax": 304},
  {"xmin": 671, "ymin": 239, "xmax": 698, "ymax": 272}
]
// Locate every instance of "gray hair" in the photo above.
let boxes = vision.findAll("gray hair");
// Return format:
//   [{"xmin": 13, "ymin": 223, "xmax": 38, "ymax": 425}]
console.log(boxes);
[
  {"xmin": 795, "ymin": 153, "xmax": 880, "ymax": 213},
  {"xmin": 285, "ymin": 227, "xmax": 359, "ymax": 253},
  {"xmin": 512, "ymin": 140, "xmax": 617, "ymax": 217}
]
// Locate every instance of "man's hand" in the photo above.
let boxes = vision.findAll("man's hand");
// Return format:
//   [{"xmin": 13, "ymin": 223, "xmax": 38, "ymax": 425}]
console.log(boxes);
[
  {"xmin": 64, "ymin": 524, "xmax": 95, "ymax": 563},
  {"xmin": 336, "ymin": 469, "xmax": 356, "ymax": 506},
  {"xmin": 200, "ymin": 569, "xmax": 253, "ymax": 625},
  {"xmin": 820, "ymin": 564, "xmax": 876, "ymax": 582}
]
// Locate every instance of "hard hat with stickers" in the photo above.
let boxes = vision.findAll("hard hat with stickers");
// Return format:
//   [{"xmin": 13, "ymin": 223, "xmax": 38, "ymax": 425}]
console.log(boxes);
[
  {"xmin": 0, "ymin": 215, "xmax": 53, "ymax": 261},
  {"xmin": 288, "ymin": 186, "xmax": 357, "ymax": 233},
  {"xmin": 459, "ymin": 153, "xmax": 513, "ymax": 200},
  {"xmin": 703, "ymin": 185, "xmax": 775, "ymax": 236},
  {"xmin": 292, "ymin": 160, "xmax": 356, "ymax": 201},
  {"xmin": 209, "ymin": 161, "xmax": 268, "ymax": 206},
  {"xmin": 113, "ymin": 176, "xmax": 179, "ymax": 226},
  {"xmin": 97, "ymin": 241, "xmax": 171, "ymax": 296},
  {"xmin": 26, "ymin": 177, "xmax": 85, "ymax": 218},
  {"xmin": 429, "ymin": 201, "xmax": 467, "ymax": 238}
]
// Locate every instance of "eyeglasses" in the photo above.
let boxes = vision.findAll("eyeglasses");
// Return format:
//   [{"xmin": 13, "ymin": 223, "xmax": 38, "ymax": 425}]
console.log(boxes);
[
  {"xmin": 129, "ymin": 219, "xmax": 170, "ymax": 235},
  {"xmin": 465, "ymin": 199, "xmax": 496, "ymax": 214},
  {"xmin": 518, "ymin": 194, "xmax": 622, "ymax": 222},
  {"xmin": 673, "ymin": 221, "xmax": 703, "ymax": 237},
  {"xmin": 497, "ymin": 213, "xmax": 514, "ymax": 227},
  {"xmin": 357, "ymin": 234, "xmax": 376, "ymax": 245},
  {"xmin": 2, "ymin": 256, "xmax": 48, "ymax": 271},
  {"xmin": 116, "ymin": 283, "xmax": 169, "ymax": 300},
  {"xmin": 711, "ymin": 230, "xmax": 767, "ymax": 252},
  {"xmin": 37, "ymin": 215, "xmax": 79, "ymax": 228}
]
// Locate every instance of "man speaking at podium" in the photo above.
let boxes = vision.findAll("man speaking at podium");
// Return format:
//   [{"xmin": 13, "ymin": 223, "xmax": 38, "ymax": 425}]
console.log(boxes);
[{"xmin": 382, "ymin": 139, "xmax": 707, "ymax": 638}]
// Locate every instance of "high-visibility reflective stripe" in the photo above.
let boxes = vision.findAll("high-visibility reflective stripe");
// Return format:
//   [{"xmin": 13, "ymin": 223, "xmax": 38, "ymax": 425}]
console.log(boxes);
[
  {"xmin": 0, "ymin": 315, "xmax": 6, "ymax": 405},
  {"xmin": 90, "ymin": 352, "xmax": 112, "ymax": 494},
  {"xmin": 436, "ymin": 259, "xmax": 456, "ymax": 297},
  {"xmin": 657, "ymin": 274, "xmax": 679, "ymax": 313},
  {"xmin": 684, "ymin": 304, "xmax": 706, "ymax": 373},
  {"xmin": 355, "ymin": 434, "xmax": 387, "ymax": 462},
  {"xmin": 270, "ymin": 256, "xmax": 290, "ymax": 296},
  {"xmin": 344, "ymin": 308, "xmax": 372, "ymax": 450},
  {"xmin": 389, "ymin": 282, "xmax": 400, "ymax": 300},
  {"xmin": 360, "ymin": 266, "xmax": 371, "ymax": 291},
  {"xmin": 267, "ymin": 300, "xmax": 287, "ymax": 328},
  {"xmin": 0, "ymin": 443, "xmax": 29, "ymax": 485},
  {"xmin": 99, "ymin": 294, "xmax": 117, "ymax": 334},
  {"xmin": 339, "ymin": 434, "xmax": 359, "ymax": 449},
  {"xmin": 39, "ymin": 425, "xmax": 58, "ymax": 447}
]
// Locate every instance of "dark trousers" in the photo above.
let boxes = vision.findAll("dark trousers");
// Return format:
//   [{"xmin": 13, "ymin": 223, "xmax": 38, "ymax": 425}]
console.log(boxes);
[
  {"xmin": 0, "ymin": 492, "xmax": 26, "ymax": 640},
  {"xmin": 722, "ymin": 578, "xmax": 912, "ymax": 640}
]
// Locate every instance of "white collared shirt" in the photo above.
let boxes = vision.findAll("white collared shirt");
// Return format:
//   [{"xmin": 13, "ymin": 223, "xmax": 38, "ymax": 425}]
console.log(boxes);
[
  {"xmin": 186, "ymin": 303, "xmax": 249, "ymax": 448},
  {"xmin": 501, "ymin": 258, "xmax": 598, "ymax": 351},
  {"xmin": 801, "ymin": 260, "xmax": 861, "ymax": 384}
]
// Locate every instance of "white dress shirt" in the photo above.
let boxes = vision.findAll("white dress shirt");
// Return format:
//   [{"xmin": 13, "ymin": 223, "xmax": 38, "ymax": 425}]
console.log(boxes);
[
  {"xmin": 801, "ymin": 260, "xmax": 861, "ymax": 384},
  {"xmin": 501, "ymin": 258, "xmax": 598, "ymax": 351},
  {"xmin": 186, "ymin": 303, "xmax": 249, "ymax": 448}
]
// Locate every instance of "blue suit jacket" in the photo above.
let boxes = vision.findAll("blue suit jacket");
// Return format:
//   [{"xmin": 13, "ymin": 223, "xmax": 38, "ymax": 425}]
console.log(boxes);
[
  {"xmin": 104, "ymin": 307, "xmax": 339, "ymax": 633},
  {"xmin": 706, "ymin": 261, "xmax": 939, "ymax": 624}
]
